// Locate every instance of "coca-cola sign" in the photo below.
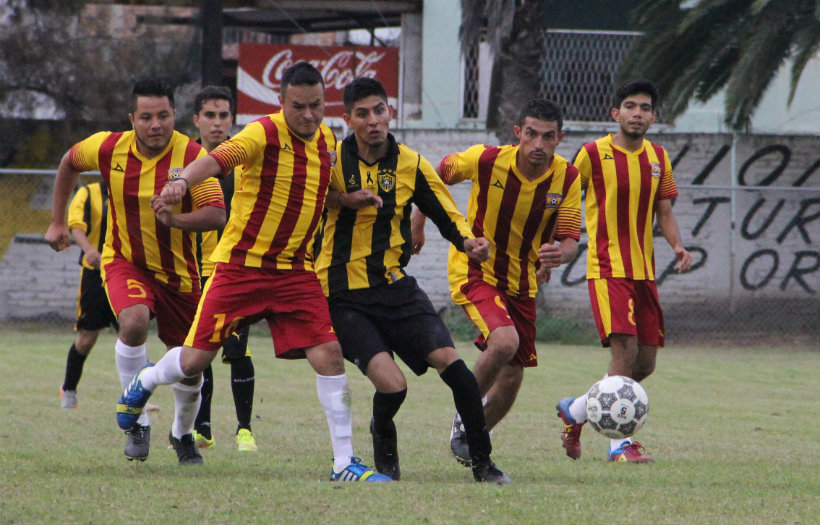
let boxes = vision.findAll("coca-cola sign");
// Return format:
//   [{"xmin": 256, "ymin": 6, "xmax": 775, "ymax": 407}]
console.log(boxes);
[{"xmin": 237, "ymin": 43, "xmax": 399, "ymax": 124}]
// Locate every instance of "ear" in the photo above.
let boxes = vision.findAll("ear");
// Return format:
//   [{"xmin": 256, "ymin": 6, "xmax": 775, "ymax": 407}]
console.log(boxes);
[
  {"xmin": 610, "ymin": 107, "xmax": 619, "ymax": 122},
  {"xmin": 513, "ymin": 125, "xmax": 522, "ymax": 140},
  {"xmin": 192, "ymin": 114, "xmax": 199, "ymax": 126},
  {"xmin": 342, "ymin": 112, "xmax": 351, "ymax": 126},
  {"xmin": 128, "ymin": 114, "xmax": 135, "ymax": 128}
]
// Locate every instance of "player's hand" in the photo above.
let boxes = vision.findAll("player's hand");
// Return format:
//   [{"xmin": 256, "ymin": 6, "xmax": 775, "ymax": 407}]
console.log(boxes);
[
  {"xmin": 464, "ymin": 237, "xmax": 490, "ymax": 262},
  {"xmin": 160, "ymin": 178, "xmax": 188, "ymax": 205},
  {"xmin": 411, "ymin": 208, "xmax": 426, "ymax": 254},
  {"xmin": 45, "ymin": 223, "xmax": 71, "ymax": 252},
  {"xmin": 538, "ymin": 243, "xmax": 563, "ymax": 269},
  {"xmin": 536, "ymin": 264, "xmax": 552, "ymax": 285},
  {"xmin": 151, "ymin": 195, "xmax": 175, "ymax": 228},
  {"xmin": 85, "ymin": 249, "xmax": 102, "ymax": 268},
  {"xmin": 342, "ymin": 189, "xmax": 383, "ymax": 209},
  {"xmin": 673, "ymin": 246, "xmax": 692, "ymax": 273}
]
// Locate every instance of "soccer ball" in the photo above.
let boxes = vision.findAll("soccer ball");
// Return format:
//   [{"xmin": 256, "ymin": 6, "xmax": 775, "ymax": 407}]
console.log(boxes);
[{"xmin": 585, "ymin": 375, "xmax": 649, "ymax": 439}]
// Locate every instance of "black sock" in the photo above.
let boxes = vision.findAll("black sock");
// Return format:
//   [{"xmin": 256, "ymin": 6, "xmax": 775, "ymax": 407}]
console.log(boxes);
[
  {"xmin": 63, "ymin": 344, "xmax": 88, "ymax": 391},
  {"xmin": 440, "ymin": 359, "xmax": 491, "ymax": 462},
  {"xmin": 372, "ymin": 389, "xmax": 406, "ymax": 436},
  {"xmin": 231, "ymin": 357, "xmax": 255, "ymax": 432},
  {"xmin": 195, "ymin": 365, "xmax": 214, "ymax": 438}
]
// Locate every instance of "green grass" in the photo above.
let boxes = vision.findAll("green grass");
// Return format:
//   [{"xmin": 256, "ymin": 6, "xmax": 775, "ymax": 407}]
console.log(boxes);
[{"xmin": 0, "ymin": 327, "xmax": 817, "ymax": 525}]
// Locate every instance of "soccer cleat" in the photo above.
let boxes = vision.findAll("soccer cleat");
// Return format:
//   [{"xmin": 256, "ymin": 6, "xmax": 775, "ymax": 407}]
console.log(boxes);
[
  {"xmin": 235, "ymin": 428, "xmax": 258, "ymax": 452},
  {"xmin": 169, "ymin": 432, "xmax": 204, "ymax": 465},
  {"xmin": 329, "ymin": 457, "xmax": 392, "ymax": 482},
  {"xmin": 609, "ymin": 441, "xmax": 655, "ymax": 463},
  {"xmin": 370, "ymin": 418, "xmax": 400, "ymax": 480},
  {"xmin": 556, "ymin": 397, "xmax": 584, "ymax": 460},
  {"xmin": 193, "ymin": 429, "xmax": 215, "ymax": 449},
  {"xmin": 59, "ymin": 386, "xmax": 78, "ymax": 410},
  {"xmin": 472, "ymin": 459, "xmax": 511, "ymax": 485},
  {"xmin": 449, "ymin": 413, "xmax": 472, "ymax": 467},
  {"xmin": 124, "ymin": 424, "xmax": 150, "ymax": 461},
  {"xmin": 116, "ymin": 362, "xmax": 155, "ymax": 430}
]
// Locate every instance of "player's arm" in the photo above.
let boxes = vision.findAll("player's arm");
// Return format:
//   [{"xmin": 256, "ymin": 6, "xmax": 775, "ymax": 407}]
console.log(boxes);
[
  {"xmin": 656, "ymin": 198, "xmax": 691, "ymax": 273},
  {"xmin": 326, "ymin": 189, "xmax": 383, "ymax": 209},
  {"xmin": 160, "ymin": 155, "xmax": 222, "ymax": 205},
  {"xmin": 45, "ymin": 150, "xmax": 82, "ymax": 251},
  {"xmin": 70, "ymin": 227, "xmax": 100, "ymax": 268}
]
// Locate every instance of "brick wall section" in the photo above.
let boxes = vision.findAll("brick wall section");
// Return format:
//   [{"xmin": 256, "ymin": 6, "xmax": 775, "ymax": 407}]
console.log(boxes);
[{"xmin": 2, "ymin": 130, "xmax": 818, "ymax": 325}]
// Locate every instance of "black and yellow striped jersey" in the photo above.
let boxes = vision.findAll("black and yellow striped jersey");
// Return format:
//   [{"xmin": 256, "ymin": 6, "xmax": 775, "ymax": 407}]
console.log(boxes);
[
  {"xmin": 314, "ymin": 133, "xmax": 472, "ymax": 297},
  {"xmin": 67, "ymin": 180, "xmax": 108, "ymax": 269}
]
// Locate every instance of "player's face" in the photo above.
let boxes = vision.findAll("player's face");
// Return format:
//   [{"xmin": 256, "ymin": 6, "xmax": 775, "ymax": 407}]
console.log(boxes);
[
  {"xmin": 343, "ymin": 95, "xmax": 391, "ymax": 149},
  {"xmin": 612, "ymin": 93, "xmax": 657, "ymax": 139},
  {"xmin": 193, "ymin": 98, "xmax": 233, "ymax": 152},
  {"xmin": 129, "ymin": 96, "xmax": 176, "ymax": 157},
  {"xmin": 280, "ymin": 83, "xmax": 325, "ymax": 140},
  {"xmin": 513, "ymin": 117, "xmax": 564, "ymax": 171}
]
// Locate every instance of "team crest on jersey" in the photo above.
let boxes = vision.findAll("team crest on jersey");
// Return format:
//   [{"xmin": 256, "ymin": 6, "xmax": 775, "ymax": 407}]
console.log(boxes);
[
  {"xmin": 544, "ymin": 193, "xmax": 564, "ymax": 208},
  {"xmin": 650, "ymin": 163, "xmax": 661, "ymax": 177},
  {"xmin": 329, "ymin": 151, "xmax": 337, "ymax": 166},
  {"xmin": 168, "ymin": 168, "xmax": 184, "ymax": 181},
  {"xmin": 378, "ymin": 168, "xmax": 396, "ymax": 193}
]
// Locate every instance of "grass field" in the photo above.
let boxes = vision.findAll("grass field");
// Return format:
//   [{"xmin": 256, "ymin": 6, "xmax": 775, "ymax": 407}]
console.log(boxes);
[{"xmin": 0, "ymin": 327, "xmax": 817, "ymax": 525}]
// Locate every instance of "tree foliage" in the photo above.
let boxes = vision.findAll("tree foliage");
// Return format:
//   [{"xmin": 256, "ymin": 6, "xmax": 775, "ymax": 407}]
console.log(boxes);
[{"xmin": 619, "ymin": 0, "xmax": 820, "ymax": 131}]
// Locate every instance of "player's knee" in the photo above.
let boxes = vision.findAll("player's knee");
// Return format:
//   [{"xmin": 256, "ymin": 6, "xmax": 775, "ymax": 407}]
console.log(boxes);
[
  {"xmin": 487, "ymin": 327, "xmax": 518, "ymax": 361},
  {"xmin": 632, "ymin": 362, "xmax": 655, "ymax": 382}
]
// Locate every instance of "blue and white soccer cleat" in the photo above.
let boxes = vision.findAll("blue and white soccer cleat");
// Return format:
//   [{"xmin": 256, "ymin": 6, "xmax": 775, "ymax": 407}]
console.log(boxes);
[
  {"xmin": 329, "ymin": 457, "xmax": 392, "ymax": 482},
  {"xmin": 116, "ymin": 362, "xmax": 155, "ymax": 430}
]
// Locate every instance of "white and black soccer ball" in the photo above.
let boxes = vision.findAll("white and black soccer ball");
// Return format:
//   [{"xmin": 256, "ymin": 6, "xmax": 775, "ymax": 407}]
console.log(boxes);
[{"xmin": 586, "ymin": 375, "xmax": 649, "ymax": 439}]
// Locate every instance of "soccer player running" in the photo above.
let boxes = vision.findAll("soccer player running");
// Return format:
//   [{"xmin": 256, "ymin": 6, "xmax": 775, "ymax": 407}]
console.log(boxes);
[
  {"xmin": 555, "ymin": 79, "xmax": 692, "ymax": 463},
  {"xmin": 313, "ymin": 77, "xmax": 509, "ymax": 484},
  {"xmin": 414, "ymin": 99, "xmax": 582, "ymax": 466},
  {"xmin": 190, "ymin": 85, "xmax": 258, "ymax": 452},
  {"xmin": 58, "ymin": 180, "xmax": 119, "ymax": 410},
  {"xmin": 116, "ymin": 62, "xmax": 390, "ymax": 481},
  {"xmin": 45, "ymin": 78, "xmax": 226, "ymax": 461}
]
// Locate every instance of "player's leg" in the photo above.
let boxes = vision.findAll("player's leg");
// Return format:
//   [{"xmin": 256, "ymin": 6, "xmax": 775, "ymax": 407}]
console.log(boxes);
[
  {"xmin": 482, "ymin": 363, "xmax": 524, "ymax": 430},
  {"xmin": 60, "ymin": 328, "xmax": 98, "ymax": 409},
  {"xmin": 471, "ymin": 325, "xmax": 518, "ymax": 395},
  {"xmin": 193, "ymin": 364, "xmax": 215, "ymax": 448},
  {"xmin": 364, "ymin": 352, "xmax": 407, "ymax": 480},
  {"xmin": 224, "ymin": 325, "xmax": 256, "ymax": 451},
  {"xmin": 427, "ymin": 346, "xmax": 510, "ymax": 485}
]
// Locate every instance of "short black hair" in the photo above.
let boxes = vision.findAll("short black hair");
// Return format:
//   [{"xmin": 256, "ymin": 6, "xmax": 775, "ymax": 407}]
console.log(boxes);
[
  {"xmin": 281, "ymin": 61, "xmax": 324, "ymax": 98},
  {"xmin": 130, "ymin": 77, "xmax": 175, "ymax": 112},
  {"xmin": 194, "ymin": 85, "xmax": 233, "ymax": 115},
  {"xmin": 342, "ymin": 77, "xmax": 387, "ymax": 113},
  {"xmin": 613, "ymin": 79, "xmax": 659, "ymax": 110},
  {"xmin": 518, "ymin": 98, "xmax": 563, "ymax": 131}
]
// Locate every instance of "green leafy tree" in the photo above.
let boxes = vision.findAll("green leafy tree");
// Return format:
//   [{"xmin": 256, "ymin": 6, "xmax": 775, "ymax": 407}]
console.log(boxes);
[{"xmin": 619, "ymin": 0, "xmax": 820, "ymax": 130}]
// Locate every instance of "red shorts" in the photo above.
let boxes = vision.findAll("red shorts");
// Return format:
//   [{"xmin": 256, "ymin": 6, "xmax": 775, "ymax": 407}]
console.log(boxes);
[
  {"xmin": 451, "ymin": 280, "xmax": 538, "ymax": 368},
  {"xmin": 102, "ymin": 257, "xmax": 200, "ymax": 347},
  {"xmin": 588, "ymin": 278, "xmax": 665, "ymax": 348},
  {"xmin": 185, "ymin": 263, "xmax": 337, "ymax": 357}
]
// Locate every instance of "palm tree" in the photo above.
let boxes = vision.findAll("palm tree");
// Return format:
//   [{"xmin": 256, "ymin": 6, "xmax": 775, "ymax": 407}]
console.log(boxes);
[
  {"xmin": 460, "ymin": 0, "xmax": 547, "ymax": 143},
  {"xmin": 618, "ymin": 0, "xmax": 820, "ymax": 131}
]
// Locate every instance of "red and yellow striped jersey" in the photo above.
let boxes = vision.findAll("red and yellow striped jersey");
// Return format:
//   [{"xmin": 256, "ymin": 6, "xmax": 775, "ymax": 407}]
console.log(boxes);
[
  {"xmin": 69, "ymin": 130, "xmax": 224, "ymax": 292},
  {"xmin": 207, "ymin": 111, "xmax": 336, "ymax": 270},
  {"xmin": 67, "ymin": 181, "xmax": 108, "ymax": 270},
  {"xmin": 441, "ymin": 144, "xmax": 582, "ymax": 298},
  {"xmin": 574, "ymin": 134, "xmax": 679, "ymax": 280}
]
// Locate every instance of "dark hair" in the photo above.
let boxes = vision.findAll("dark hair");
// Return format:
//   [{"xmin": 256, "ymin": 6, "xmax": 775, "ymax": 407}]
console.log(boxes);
[
  {"xmin": 518, "ymin": 98, "xmax": 563, "ymax": 131},
  {"xmin": 342, "ymin": 77, "xmax": 387, "ymax": 113},
  {"xmin": 613, "ymin": 79, "xmax": 659, "ymax": 110},
  {"xmin": 194, "ymin": 85, "xmax": 234, "ymax": 114},
  {"xmin": 130, "ymin": 77, "xmax": 175, "ymax": 112},
  {"xmin": 281, "ymin": 61, "xmax": 324, "ymax": 98}
]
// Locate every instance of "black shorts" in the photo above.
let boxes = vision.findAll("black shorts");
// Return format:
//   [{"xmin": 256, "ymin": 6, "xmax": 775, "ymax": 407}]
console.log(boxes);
[
  {"xmin": 327, "ymin": 276, "xmax": 454, "ymax": 376},
  {"xmin": 76, "ymin": 268, "xmax": 118, "ymax": 332},
  {"xmin": 201, "ymin": 274, "xmax": 251, "ymax": 362}
]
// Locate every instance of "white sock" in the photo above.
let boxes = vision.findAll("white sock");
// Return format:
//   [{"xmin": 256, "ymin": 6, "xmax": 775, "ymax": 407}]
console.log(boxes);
[
  {"xmin": 569, "ymin": 396, "xmax": 588, "ymax": 423},
  {"xmin": 140, "ymin": 346, "xmax": 186, "ymax": 392},
  {"xmin": 610, "ymin": 437, "xmax": 632, "ymax": 452},
  {"xmin": 171, "ymin": 379, "xmax": 202, "ymax": 439},
  {"xmin": 316, "ymin": 373, "xmax": 353, "ymax": 472},
  {"xmin": 115, "ymin": 339, "xmax": 147, "ymax": 390}
]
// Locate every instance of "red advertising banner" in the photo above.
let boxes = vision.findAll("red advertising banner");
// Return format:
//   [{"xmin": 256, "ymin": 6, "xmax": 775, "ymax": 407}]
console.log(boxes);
[{"xmin": 237, "ymin": 43, "xmax": 399, "ymax": 125}]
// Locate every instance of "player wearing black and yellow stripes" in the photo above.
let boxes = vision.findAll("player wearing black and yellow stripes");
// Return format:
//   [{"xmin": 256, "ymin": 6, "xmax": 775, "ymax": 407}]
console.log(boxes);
[
  {"xmin": 313, "ymin": 77, "xmax": 509, "ymax": 484},
  {"xmin": 59, "ymin": 180, "xmax": 119, "ymax": 409}
]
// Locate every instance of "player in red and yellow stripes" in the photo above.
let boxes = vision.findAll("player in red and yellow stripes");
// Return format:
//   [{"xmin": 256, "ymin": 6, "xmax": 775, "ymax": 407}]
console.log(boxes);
[
  {"xmin": 117, "ymin": 63, "xmax": 390, "ymax": 481},
  {"xmin": 556, "ymin": 79, "xmax": 692, "ymax": 464},
  {"xmin": 46, "ymin": 78, "xmax": 226, "ymax": 462},
  {"xmin": 414, "ymin": 99, "xmax": 582, "ymax": 466}
]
